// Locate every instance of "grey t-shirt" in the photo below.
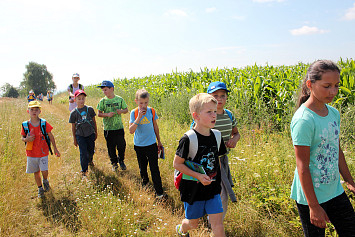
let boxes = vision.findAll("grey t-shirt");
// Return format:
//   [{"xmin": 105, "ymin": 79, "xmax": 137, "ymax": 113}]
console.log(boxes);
[{"xmin": 69, "ymin": 105, "xmax": 96, "ymax": 137}]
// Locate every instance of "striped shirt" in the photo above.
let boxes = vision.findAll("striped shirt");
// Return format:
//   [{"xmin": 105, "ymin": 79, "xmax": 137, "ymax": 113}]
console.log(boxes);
[{"xmin": 214, "ymin": 110, "xmax": 237, "ymax": 143}]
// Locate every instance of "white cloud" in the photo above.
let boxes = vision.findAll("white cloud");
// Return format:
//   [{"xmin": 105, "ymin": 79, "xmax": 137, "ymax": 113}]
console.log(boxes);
[
  {"xmin": 290, "ymin": 26, "xmax": 329, "ymax": 36},
  {"xmin": 344, "ymin": 3, "xmax": 355, "ymax": 20},
  {"xmin": 253, "ymin": 0, "xmax": 284, "ymax": 3},
  {"xmin": 205, "ymin": 7, "xmax": 216, "ymax": 13},
  {"xmin": 164, "ymin": 9, "xmax": 188, "ymax": 17},
  {"xmin": 231, "ymin": 15, "xmax": 246, "ymax": 21}
]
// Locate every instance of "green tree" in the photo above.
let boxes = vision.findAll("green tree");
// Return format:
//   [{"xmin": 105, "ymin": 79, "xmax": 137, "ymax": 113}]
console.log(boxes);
[
  {"xmin": 1, "ymin": 83, "xmax": 19, "ymax": 98},
  {"xmin": 20, "ymin": 62, "xmax": 56, "ymax": 95}
]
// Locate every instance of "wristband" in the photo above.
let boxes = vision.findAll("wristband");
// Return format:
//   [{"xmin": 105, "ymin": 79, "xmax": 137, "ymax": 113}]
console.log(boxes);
[{"xmin": 134, "ymin": 122, "xmax": 139, "ymax": 125}]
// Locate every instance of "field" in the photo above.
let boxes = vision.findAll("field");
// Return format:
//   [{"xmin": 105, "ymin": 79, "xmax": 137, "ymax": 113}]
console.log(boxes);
[{"xmin": 0, "ymin": 59, "xmax": 354, "ymax": 236}]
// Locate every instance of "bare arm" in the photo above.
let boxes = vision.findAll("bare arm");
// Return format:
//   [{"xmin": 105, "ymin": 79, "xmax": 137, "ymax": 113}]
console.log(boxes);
[
  {"xmin": 48, "ymin": 131, "xmax": 60, "ymax": 157},
  {"xmin": 97, "ymin": 110, "xmax": 115, "ymax": 118},
  {"xmin": 71, "ymin": 123, "xmax": 77, "ymax": 147},
  {"xmin": 173, "ymin": 155, "xmax": 212, "ymax": 186},
  {"xmin": 129, "ymin": 110, "xmax": 143, "ymax": 134},
  {"xmin": 295, "ymin": 145, "xmax": 329, "ymax": 228},
  {"xmin": 92, "ymin": 116, "xmax": 98, "ymax": 141},
  {"xmin": 117, "ymin": 108, "xmax": 128, "ymax": 115},
  {"xmin": 152, "ymin": 118, "xmax": 162, "ymax": 151},
  {"xmin": 339, "ymin": 144, "xmax": 355, "ymax": 194},
  {"xmin": 226, "ymin": 126, "xmax": 241, "ymax": 148}
]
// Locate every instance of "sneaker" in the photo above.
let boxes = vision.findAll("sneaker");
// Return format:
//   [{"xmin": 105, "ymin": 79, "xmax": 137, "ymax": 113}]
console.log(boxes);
[
  {"xmin": 112, "ymin": 163, "xmax": 119, "ymax": 172},
  {"xmin": 43, "ymin": 179, "xmax": 50, "ymax": 192},
  {"xmin": 81, "ymin": 171, "xmax": 87, "ymax": 177},
  {"xmin": 38, "ymin": 187, "xmax": 45, "ymax": 198},
  {"xmin": 119, "ymin": 160, "xmax": 127, "ymax": 170},
  {"xmin": 176, "ymin": 224, "xmax": 189, "ymax": 237}
]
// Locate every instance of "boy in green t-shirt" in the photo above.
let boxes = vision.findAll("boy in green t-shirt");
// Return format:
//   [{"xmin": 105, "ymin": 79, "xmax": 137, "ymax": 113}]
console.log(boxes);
[{"xmin": 97, "ymin": 81, "xmax": 128, "ymax": 171}]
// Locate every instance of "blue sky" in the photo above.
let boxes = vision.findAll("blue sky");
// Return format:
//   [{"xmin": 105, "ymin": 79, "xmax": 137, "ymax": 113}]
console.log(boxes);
[{"xmin": 1, "ymin": 0, "xmax": 355, "ymax": 92}]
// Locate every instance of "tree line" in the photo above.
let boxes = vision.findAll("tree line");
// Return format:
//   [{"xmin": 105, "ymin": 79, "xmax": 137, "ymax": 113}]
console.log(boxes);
[{"xmin": 1, "ymin": 62, "xmax": 56, "ymax": 98}]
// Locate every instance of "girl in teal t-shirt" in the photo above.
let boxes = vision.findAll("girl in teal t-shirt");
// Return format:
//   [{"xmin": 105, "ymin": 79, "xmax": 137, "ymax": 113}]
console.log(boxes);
[{"xmin": 290, "ymin": 60, "xmax": 355, "ymax": 236}]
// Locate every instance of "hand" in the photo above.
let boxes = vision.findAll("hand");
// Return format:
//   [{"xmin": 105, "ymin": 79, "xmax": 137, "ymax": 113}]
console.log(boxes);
[
  {"xmin": 54, "ymin": 148, "xmax": 61, "ymax": 157},
  {"xmin": 139, "ymin": 107, "xmax": 147, "ymax": 116},
  {"xmin": 347, "ymin": 183, "xmax": 355, "ymax": 195},
  {"xmin": 309, "ymin": 205, "xmax": 330, "ymax": 228},
  {"xmin": 95, "ymin": 133, "xmax": 98, "ymax": 141},
  {"xmin": 69, "ymin": 97, "xmax": 74, "ymax": 103},
  {"xmin": 116, "ymin": 109, "xmax": 122, "ymax": 115},
  {"xmin": 26, "ymin": 134, "xmax": 35, "ymax": 142},
  {"xmin": 107, "ymin": 112, "xmax": 115, "ymax": 117},
  {"xmin": 226, "ymin": 137, "xmax": 238, "ymax": 148},
  {"xmin": 157, "ymin": 142, "xmax": 163, "ymax": 153},
  {"xmin": 73, "ymin": 139, "xmax": 78, "ymax": 147},
  {"xmin": 198, "ymin": 174, "xmax": 212, "ymax": 186}
]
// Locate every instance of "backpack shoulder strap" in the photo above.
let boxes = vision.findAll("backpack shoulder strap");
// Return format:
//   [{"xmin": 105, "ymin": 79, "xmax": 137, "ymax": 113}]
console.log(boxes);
[
  {"xmin": 134, "ymin": 107, "xmax": 139, "ymax": 120},
  {"xmin": 149, "ymin": 107, "xmax": 156, "ymax": 119},
  {"xmin": 22, "ymin": 121, "xmax": 30, "ymax": 135},
  {"xmin": 69, "ymin": 84, "xmax": 73, "ymax": 92},
  {"xmin": 211, "ymin": 129, "xmax": 222, "ymax": 151},
  {"xmin": 190, "ymin": 120, "xmax": 195, "ymax": 129},
  {"xmin": 185, "ymin": 130, "xmax": 198, "ymax": 160},
  {"xmin": 79, "ymin": 84, "xmax": 83, "ymax": 90},
  {"xmin": 40, "ymin": 119, "xmax": 53, "ymax": 155},
  {"xmin": 224, "ymin": 109, "xmax": 233, "ymax": 122}
]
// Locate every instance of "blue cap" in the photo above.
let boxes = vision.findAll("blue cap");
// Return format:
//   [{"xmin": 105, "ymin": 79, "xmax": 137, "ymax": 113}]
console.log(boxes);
[
  {"xmin": 207, "ymin": 81, "xmax": 230, "ymax": 94},
  {"xmin": 97, "ymin": 80, "xmax": 114, "ymax": 88}
]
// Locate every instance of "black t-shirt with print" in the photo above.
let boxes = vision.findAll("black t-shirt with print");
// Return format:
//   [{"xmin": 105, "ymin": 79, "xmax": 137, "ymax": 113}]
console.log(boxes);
[{"xmin": 175, "ymin": 129, "xmax": 227, "ymax": 204}]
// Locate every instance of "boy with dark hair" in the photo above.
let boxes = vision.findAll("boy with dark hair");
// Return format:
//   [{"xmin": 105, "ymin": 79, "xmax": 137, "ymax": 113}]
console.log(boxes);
[
  {"xmin": 21, "ymin": 101, "xmax": 60, "ymax": 198},
  {"xmin": 173, "ymin": 93, "xmax": 227, "ymax": 237},
  {"xmin": 97, "ymin": 80, "xmax": 128, "ymax": 171},
  {"xmin": 129, "ymin": 89, "xmax": 164, "ymax": 198},
  {"xmin": 69, "ymin": 90, "xmax": 97, "ymax": 176}
]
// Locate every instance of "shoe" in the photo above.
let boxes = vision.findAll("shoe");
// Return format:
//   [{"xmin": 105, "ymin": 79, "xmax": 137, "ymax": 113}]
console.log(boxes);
[
  {"xmin": 38, "ymin": 187, "xmax": 45, "ymax": 198},
  {"xmin": 119, "ymin": 160, "xmax": 127, "ymax": 170},
  {"xmin": 176, "ymin": 224, "xmax": 189, "ymax": 237},
  {"xmin": 156, "ymin": 194, "xmax": 164, "ymax": 200},
  {"xmin": 88, "ymin": 162, "xmax": 94, "ymax": 167},
  {"xmin": 112, "ymin": 163, "xmax": 118, "ymax": 172},
  {"xmin": 43, "ymin": 179, "xmax": 50, "ymax": 192},
  {"xmin": 81, "ymin": 171, "xmax": 87, "ymax": 177}
]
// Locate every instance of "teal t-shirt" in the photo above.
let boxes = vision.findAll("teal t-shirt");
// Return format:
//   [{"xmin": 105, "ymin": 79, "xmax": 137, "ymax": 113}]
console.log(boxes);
[
  {"xmin": 290, "ymin": 104, "xmax": 344, "ymax": 205},
  {"xmin": 97, "ymin": 95, "xmax": 127, "ymax": 130}
]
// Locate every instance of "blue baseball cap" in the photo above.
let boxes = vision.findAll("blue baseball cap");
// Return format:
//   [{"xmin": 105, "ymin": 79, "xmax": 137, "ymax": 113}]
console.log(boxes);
[
  {"xmin": 97, "ymin": 80, "xmax": 114, "ymax": 88},
  {"xmin": 207, "ymin": 81, "xmax": 230, "ymax": 94}
]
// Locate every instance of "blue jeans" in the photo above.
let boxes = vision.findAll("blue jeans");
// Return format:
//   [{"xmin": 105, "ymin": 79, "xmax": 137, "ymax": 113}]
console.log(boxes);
[
  {"xmin": 296, "ymin": 192, "xmax": 355, "ymax": 237},
  {"xmin": 76, "ymin": 133, "xmax": 95, "ymax": 172}
]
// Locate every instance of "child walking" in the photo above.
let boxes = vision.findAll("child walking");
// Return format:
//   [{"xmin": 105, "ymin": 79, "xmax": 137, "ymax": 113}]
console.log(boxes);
[
  {"xmin": 68, "ymin": 73, "xmax": 84, "ymax": 111},
  {"xmin": 207, "ymin": 81, "xmax": 240, "ymax": 220},
  {"xmin": 21, "ymin": 101, "xmax": 60, "ymax": 198},
  {"xmin": 69, "ymin": 90, "xmax": 98, "ymax": 176},
  {"xmin": 174, "ymin": 93, "xmax": 227, "ymax": 237},
  {"xmin": 290, "ymin": 60, "xmax": 355, "ymax": 236},
  {"xmin": 47, "ymin": 90, "xmax": 53, "ymax": 104},
  {"xmin": 129, "ymin": 89, "xmax": 164, "ymax": 198},
  {"xmin": 97, "ymin": 80, "xmax": 128, "ymax": 171}
]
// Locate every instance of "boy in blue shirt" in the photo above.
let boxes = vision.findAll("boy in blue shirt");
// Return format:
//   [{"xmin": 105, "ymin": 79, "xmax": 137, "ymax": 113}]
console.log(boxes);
[{"xmin": 129, "ymin": 89, "xmax": 164, "ymax": 198}]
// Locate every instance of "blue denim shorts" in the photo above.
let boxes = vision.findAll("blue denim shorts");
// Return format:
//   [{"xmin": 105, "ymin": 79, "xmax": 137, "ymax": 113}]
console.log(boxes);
[{"xmin": 184, "ymin": 194, "xmax": 223, "ymax": 219}]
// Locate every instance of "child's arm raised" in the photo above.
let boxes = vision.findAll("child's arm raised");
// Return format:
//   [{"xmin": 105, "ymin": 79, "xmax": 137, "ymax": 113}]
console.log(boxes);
[
  {"xmin": 173, "ymin": 155, "xmax": 212, "ymax": 186},
  {"xmin": 295, "ymin": 145, "xmax": 329, "ymax": 228},
  {"xmin": 48, "ymin": 132, "xmax": 61, "ymax": 157},
  {"xmin": 129, "ymin": 109, "xmax": 143, "ymax": 134},
  {"xmin": 339, "ymin": 145, "xmax": 355, "ymax": 194}
]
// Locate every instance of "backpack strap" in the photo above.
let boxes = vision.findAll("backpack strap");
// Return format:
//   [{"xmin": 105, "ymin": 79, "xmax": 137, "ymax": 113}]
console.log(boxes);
[
  {"xmin": 185, "ymin": 130, "xmax": 198, "ymax": 160},
  {"xmin": 22, "ymin": 121, "xmax": 30, "ymax": 135},
  {"xmin": 224, "ymin": 109, "xmax": 233, "ymax": 122},
  {"xmin": 40, "ymin": 119, "xmax": 53, "ymax": 155},
  {"xmin": 211, "ymin": 129, "xmax": 222, "ymax": 151}
]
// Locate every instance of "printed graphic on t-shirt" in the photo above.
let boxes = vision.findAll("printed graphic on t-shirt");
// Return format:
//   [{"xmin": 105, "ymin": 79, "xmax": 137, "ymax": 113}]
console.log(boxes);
[
  {"xmin": 139, "ymin": 117, "xmax": 150, "ymax": 125},
  {"xmin": 313, "ymin": 120, "xmax": 339, "ymax": 188},
  {"xmin": 197, "ymin": 145, "xmax": 218, "ymax": 179}
]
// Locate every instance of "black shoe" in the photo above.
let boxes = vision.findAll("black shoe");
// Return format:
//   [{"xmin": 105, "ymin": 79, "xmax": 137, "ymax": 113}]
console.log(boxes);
[{"xmin": 119, "ymin": 160, "xmax": 127, "ymax": 170}]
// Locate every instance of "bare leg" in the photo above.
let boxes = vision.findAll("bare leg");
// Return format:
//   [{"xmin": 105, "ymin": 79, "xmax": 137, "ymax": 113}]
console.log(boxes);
[
  {"xmin": 181, "ymin": 218, "xmax": 199, "ymax": 233},
  {"xmin": 41, "ymin": 170, "xmax": 48, "ymax": 180},
  {"xmin": 34, "ymin": 171, "xmax": 42, "ymax": 187},
  {"xmin": 209, "ymin": 212, "xmax": 225, "ymax": 237}
]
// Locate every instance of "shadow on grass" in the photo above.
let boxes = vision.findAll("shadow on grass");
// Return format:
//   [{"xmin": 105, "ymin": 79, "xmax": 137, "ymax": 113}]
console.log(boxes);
[
  {"xmin": 37, "ymin": 192, "xmax": 81, "ymax": 233},
  {"xmin": 89, "ymin": 166, "xmax": 182, "ymax": 214}
]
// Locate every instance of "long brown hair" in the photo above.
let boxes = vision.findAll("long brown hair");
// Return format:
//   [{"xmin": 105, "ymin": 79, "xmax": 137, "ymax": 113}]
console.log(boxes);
[{"xmin": 297, "ymin": 60, "xmax": 340, "ymax": 108}]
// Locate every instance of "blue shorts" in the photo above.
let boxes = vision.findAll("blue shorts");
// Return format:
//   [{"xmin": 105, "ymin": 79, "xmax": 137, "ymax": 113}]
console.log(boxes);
[{"xmin": 184, "ymin": 194, "xmax": 223, "ymax": 219}]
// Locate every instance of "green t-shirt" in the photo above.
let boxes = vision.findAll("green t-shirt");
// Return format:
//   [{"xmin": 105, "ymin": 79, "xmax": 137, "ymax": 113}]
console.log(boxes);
[
  {"xmin": 97, "ymin": 95, "xmax": 127, "ymax": 130},
  {"xmin": 290, "ymin": 104, "xmax": 344, "ymax": 205}
]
